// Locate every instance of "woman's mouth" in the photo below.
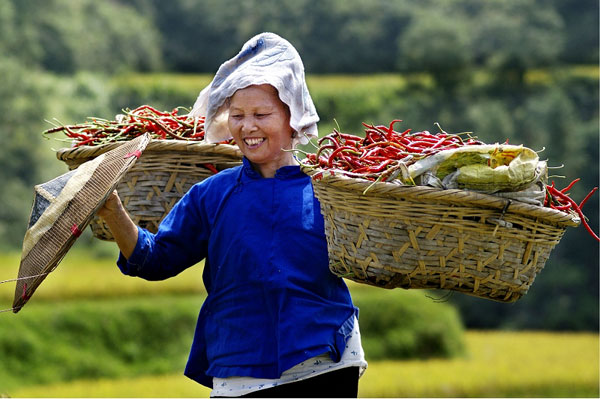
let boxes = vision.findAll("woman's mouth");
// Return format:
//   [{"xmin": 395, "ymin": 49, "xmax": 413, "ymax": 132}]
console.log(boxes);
[{"xmin": 243, "ymin": 137, "xmax": 266, "ymax": 148}]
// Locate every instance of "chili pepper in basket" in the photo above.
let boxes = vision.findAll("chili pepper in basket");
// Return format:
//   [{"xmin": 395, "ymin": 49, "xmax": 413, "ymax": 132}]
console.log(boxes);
[
  {"xmin": 579, "ymin": 187, "xmax": 598, "ymax": 209},
  {"xmin": 202, "ymin": 164, "xmax": 219, "ymax": 174},
  {"xmin": 302, "ymin": 118, "xmax": 597, "ymax": 241},
  {"xmin": 302, "ymin": 119, "xmax": 484, "ymax": 182},
  {"xmin": 43, "ymin": 105, "xmax": 207, "ymax": 147},
  {"xmin": 545, "ymin": 179, "xmax": 599, "ymax": 241}
]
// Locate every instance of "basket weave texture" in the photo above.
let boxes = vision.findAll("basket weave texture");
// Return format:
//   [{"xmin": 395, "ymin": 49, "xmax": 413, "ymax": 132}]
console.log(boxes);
[
  {"xmin": 302, "ymin": 167, "xmax": 579, "ymax": 302},
  {"xmin": 57, "ymin": 140, "xmax": 243, "ymax": 240}
]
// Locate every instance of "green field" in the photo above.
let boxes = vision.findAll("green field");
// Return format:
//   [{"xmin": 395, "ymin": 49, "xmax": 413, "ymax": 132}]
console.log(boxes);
[
  {"xmin": 0, "ymin": 249, "xmax": 206, "ymax": 306},
  {"xmin": 9, "ymin": 331, "xmax": 598, "ymax": 398},
  {"xmin": 0, "ymin": 248, "xmax": 401, "ymax": 306},
  {"xmin": 1, "ymin": 249, "xmax": 599, "ymax": 397}
]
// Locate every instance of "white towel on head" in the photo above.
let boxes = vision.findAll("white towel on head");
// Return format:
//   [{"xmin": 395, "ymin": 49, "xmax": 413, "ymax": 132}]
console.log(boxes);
[{"xmin": 190, "ymin": 32, "xmax": 319, "ymax": 145}]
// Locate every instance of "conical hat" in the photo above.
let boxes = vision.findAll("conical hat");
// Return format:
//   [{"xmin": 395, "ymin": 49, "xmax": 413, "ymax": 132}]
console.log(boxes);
[{"xmin": 12, "ymin": 133, "xmax": 150, "ymax": 313}]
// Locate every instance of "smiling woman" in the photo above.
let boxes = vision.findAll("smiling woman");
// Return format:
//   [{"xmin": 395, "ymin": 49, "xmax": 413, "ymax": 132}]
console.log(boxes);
[
  {"xmin": 96, "ymin": 32, "xmax": 367, "ymax": 398},
  {"xmin": 227, "ymin": 84, "xmax": 295, "ymax": 178}
]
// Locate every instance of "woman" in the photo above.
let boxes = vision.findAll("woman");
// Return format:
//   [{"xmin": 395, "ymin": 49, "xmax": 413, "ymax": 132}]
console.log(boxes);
[{"xmin": 98, "ymin": 33, "xmax": 367, "ymax": 398}]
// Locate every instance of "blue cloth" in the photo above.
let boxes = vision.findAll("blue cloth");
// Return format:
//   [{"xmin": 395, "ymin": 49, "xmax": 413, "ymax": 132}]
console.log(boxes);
[{"xmin": 117, "ymin": 158, "xmax": 357, "ymax": 388}]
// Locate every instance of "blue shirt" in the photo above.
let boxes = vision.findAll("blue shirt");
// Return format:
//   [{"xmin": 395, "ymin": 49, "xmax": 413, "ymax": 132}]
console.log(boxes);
[{"xmin": 117, "ymin": 157, "xmax": 358, "ymax": 388}]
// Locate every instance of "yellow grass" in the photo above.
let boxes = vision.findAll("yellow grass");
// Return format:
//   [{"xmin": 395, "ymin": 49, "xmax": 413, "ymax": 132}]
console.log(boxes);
[
  {"xmin": 359, "ymin": 331, "xmax": 599, "ymax": 398},
  {"xmin": 0, "ymin": 249, "xmax": 205, "ymax": 308},
  {"xmin": 0, "ymin": 249, "xmax": 377, "ymax": 308},
  {"xmin": 10, "ymin": 373, "xmax": 211, "ymax": 398},
  {"xmin": 110, "ymin": 73, "xmax": 214, "ymax": 96},
  {"xmin": 108, "ymin": 72, "xmax": 434, "ymax": 100},
  {"xmin": 108, "ymin": 67, "xmax": 598, "ymax": 101},
  {"xmin": 11, "ymin": 331, "xmax": 599, "ymax": 398}
]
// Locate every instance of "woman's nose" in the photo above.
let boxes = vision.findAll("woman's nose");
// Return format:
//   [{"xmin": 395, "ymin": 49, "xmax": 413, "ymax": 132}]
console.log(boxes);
[{"xmin": 240, "ymin": 117, "xmax": 257, "ymax": 133}]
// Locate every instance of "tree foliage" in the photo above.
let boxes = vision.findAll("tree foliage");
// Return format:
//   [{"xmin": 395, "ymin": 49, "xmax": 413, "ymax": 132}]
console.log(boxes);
[
  {"xmin": 0, "ymin": 57, "xmax": 49, "ymax": 250},
  {"xmin": 1, "ymin": 0, "xmax": 596, "ymax": 75},
  {"xmin": 8, "ymin": 0, "xmax": 162, "ymax": 74},
  {"xmin": 116, "ymin": 0, "xmax": 596, "ymax": 75}
]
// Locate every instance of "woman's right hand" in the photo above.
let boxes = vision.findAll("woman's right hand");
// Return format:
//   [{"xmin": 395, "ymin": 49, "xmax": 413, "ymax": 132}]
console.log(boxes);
[
  {"xmin": 97, "ymin": 190, "xmax": 123, "ymax": 222},
  {"xmin": 96, "ymin": 190, "xmax": 139, "ymax": 259}
]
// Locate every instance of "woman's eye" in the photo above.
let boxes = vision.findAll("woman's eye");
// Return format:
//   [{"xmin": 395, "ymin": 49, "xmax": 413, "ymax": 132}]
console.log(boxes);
[
  {"xmin": 256, "ymin": 113, "xmax": 270, "ymax": 118},
  {"xmin": 231, "ymin": 114, "xmax": 243, "ymax": 120}
]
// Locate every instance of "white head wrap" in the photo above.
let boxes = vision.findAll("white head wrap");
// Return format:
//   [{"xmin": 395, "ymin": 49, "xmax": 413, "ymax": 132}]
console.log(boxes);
[{"xmin": 190, "ymin": 32, "xmax": 319, "ymax": 145}]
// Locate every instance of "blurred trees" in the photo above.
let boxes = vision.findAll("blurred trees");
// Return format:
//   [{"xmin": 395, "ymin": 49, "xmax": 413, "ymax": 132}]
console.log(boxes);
[
  {"xmin": 0, "ymin": 58, "xmax": 48, "ymax": 250},
  {"xmin": 125, "ymin": 0, "xmax": 596, "ymax": 74},
  {"xmin": 1, "ymin": 0, "xmax": 596, "ymax": 75},
  {"xmin": 0, "ymin": 0, "xmax": 161, "ymax": 248},
  {"xmin": 8, "ymin": 0, "xmax": 162, "ymax": 74},
  {"xmin": 547, "ymin": 0, "xmax": 599, "ymax": 64},
  {"xmin": 471, "ymin": 0, "xmax": 565, "ymax": 86},
  {"xmin": 133, "ymin": 0, "xmax": 594, "ymax": 74},
  {"xmin": 396, "ymin": 7, "xmax": 474, "ymax": 91}
]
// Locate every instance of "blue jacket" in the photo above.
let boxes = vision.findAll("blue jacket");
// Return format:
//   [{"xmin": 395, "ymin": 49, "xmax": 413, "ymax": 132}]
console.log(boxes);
[{"xmin": 117, "ymin": 158, "xmax": 357, "ymax": 388}]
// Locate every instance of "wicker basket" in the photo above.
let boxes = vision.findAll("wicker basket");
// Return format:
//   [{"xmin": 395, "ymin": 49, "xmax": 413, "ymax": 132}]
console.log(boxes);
[
  {"xmin": 57, "ymin": 140, "xmax": 243, "ymax": 241},
  {"xmin": 302, "ymin": 167, "xmax": 580, "ymax": 302}
]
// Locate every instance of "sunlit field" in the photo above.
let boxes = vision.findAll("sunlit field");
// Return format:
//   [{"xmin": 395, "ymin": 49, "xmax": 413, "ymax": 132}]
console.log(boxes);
[
  {"xmin": 2, "ymin": 249, "xmax": 598, "ymax": 398},
  {"xmin": 9, "ymin": 331, "xmax": 598, "ymax": 398},
  {"xmin": 359, "ymin": 331, "xmax": 599, "ymax": 398},
  {"xmin": 0, "ymin": 249, "xmax": 205, "ymax": 307},
  {"xmin": 0, "ymin": 249, "xmax": 395, "ymax": 307}
]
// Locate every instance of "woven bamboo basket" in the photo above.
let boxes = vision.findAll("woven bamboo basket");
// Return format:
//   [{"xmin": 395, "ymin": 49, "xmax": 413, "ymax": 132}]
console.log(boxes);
[
  {"xmin": 57, "ymin": 140, "xmax": 243, "ymax": 241},
  {"xmin": 302, "ymin": 167, "xmax": 580, "ymax": 302}
]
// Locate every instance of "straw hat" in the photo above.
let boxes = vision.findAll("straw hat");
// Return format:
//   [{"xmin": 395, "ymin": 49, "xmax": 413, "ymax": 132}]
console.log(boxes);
[{"xmin": 12, "ymin": 133, "xmax": 150, "ymax": 313}]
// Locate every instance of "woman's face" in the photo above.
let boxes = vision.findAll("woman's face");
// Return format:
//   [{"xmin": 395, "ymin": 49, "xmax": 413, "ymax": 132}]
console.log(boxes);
[{"xmin": 228, "ymin": 84, "xmax": 295, "ymax": 177}]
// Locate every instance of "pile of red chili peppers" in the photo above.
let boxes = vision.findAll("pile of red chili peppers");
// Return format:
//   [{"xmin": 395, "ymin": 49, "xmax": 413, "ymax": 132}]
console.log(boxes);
[
  {"xmin": 303, "ymin": 119, "xmax": 484, "ymax": 182},
  {"xmin": 545, "ymin": 179, "xmax": 599, "ymax": 241},
  {"xmin": 44, "ymin": 105, "xmax": 206, "ymax": 147},
  {"xmin": 303, "ymin": 118, "xmax": 599, "ymax": 241}
]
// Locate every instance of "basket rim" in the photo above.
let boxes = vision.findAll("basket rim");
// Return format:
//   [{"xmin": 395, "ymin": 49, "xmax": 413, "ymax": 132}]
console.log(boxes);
[
  {"xmin": 56, "ymin": 139, "xmax": 242, "ymax": 161},
  {"xmin": 301, "ymin": 165, "xmax": 580, "ymax": 228}
]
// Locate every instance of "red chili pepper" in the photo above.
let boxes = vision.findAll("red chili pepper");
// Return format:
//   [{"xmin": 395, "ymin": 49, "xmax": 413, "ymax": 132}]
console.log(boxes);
[
  {"xmin": 384, "ymin": 119, "xmax": 398, "ymax": 137},
  {"xmin": 202, "ymin": 163, "xmax": 219, "ymax": 174},
  {"xmin": 75, "ymin": 137, "xmax": 98, "ymax": 147},
  {"xmin": 367, "ymin": 159, "xmax": 393, "ymax": 172},
  {"xmin": 397, "ymin": 128, "xmax": 412, "ymax": 137},
  {"xmin": 132, "ymin": 105, "xmax": 171, "ymax": 117},
  {"xmin": 363, "ymin": 155, "xmax": 391, "ymax": 162},
  {"xmin": 316, "ymin": 144, "xmax": 337, "ymax": 160},
  {"xmin": 122, "ymin": 125, "xmax": 136, "ymax": 136},
  {"xmin": 327, "ymin": 146, "xmax": 361, "ymax": 167},
  {"xmin": 340, "ymin": 153, "xmax": 363, "ymax": 169},
  {"xmin": 580, "ymin": 187, "xmax": 598, "ymax": 209},
  {"xmin": 550, "ymin": 203, "xmax": 572, "ymax": 211},
  {"xmin": 350, "ymin": 166, "xmax": 372, "ymax": 174},
  {"xmin": 547, "ymin": 185, "xmax": 599, "ymax": 242},
  {"xmin": 362, "ymin": 125, "xmax": 387, "ymax": 142},
  {"xmin": 430, "ymin": 136, "xmax": 456, "ymax": 150},
  {"xmin": 333, "ymin": 131, "xmax": 362, "ymax": 142},
  {"xmin": 318, "ymin": 135, "xmax": 341, "ymax": 149},
  {"xmin": 561, "ymin": 178, "xmax": 581, "ymax": 193}
]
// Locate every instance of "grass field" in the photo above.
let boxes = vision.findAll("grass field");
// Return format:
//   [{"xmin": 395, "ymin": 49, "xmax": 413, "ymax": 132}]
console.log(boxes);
[
  {"xmin": 109, "ymin": 72, "xmax": 417, "ymax": 94},
  {"xmin": 10, "ymin": 331, "xmax": 599, "ymax": 398},
  {"xmin": 0, "ymin": 249, "xmax": 381, "ymax": 307},
  {"xmin": 0, "ymin": 249, "xmax": 205, "ymax": 307},
  {"xmin": 109, "ymin": 65, "xmax": 598, "ymax": 94},
  {"xmin": 2, "ymin": 250, "xmax": 598, "ymax": 397}
]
